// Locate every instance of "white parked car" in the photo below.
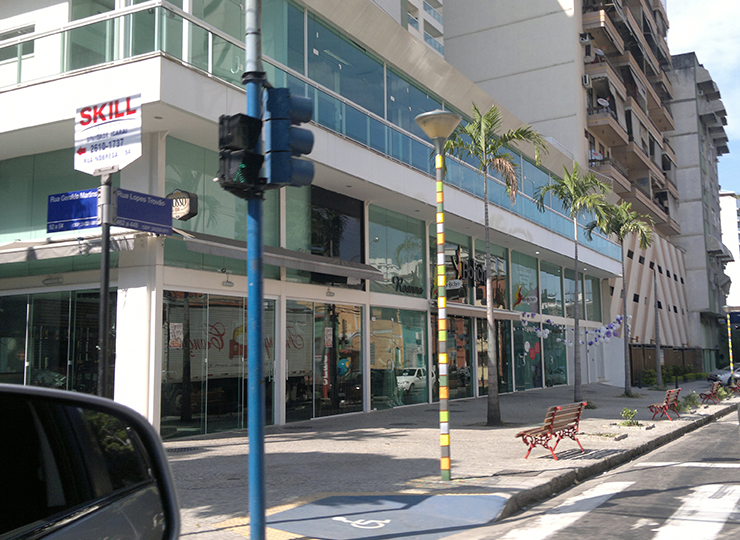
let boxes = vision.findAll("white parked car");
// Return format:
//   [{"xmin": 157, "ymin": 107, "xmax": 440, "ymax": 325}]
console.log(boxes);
[
  {"xmin": 708, "ymin": 366, "xmax": 740, "ymax": 386},
  {"xmin": 396, "ymin": 368, "xmax": 427, "ymax": 394}
]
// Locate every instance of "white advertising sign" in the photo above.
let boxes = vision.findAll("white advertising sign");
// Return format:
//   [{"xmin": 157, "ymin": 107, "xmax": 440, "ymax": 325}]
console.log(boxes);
[{"xmin": 74, "ymin": 94, "xmax": 142, "ymax": 175}]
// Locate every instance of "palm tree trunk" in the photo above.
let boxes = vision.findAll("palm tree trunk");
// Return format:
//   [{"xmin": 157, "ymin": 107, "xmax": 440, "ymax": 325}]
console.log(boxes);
[
  {"xmin": 484, "ymin": 172, "xmax": 502, "ymax": 426},
  {"xmin": 622, "ymin": 255, "xmax": 631, "ymax": 395},
  {"xmin": 573, "ymin": 218, "xmax": 582, "ymax": 403}
]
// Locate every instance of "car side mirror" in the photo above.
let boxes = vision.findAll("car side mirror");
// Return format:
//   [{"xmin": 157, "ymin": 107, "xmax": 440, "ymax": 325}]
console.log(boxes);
[{"xmin": 0, "ymin": 384, "xmax": 180, "ymax": 539}]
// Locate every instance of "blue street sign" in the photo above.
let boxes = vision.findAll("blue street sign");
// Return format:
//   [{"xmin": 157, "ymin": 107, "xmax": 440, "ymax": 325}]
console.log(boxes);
[
  {"xmin": 47, "ymin": 189, "xmax": 99, "ymax": 232},
  {"xmin": 115, "ymin": 189, "xmax": 172, "ymax": 235},
  {"xmin": 47, "ymin": 188, "xmax": 172, "ymax": 235}
]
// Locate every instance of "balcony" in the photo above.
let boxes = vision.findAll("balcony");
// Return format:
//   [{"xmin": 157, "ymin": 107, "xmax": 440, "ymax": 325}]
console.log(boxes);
[
  {"xmin": 423, "ymin": 2, "xmax": 443, "ymax": 25},
  {"xmin": 620, "ymin": 184, "xmax": 678, "ymax": 235},
  {"xmin": 587, "ymin": 105, "xmax": 629, "ymax": 148},
  {"xmin": 424, "ymin": 31, "xmax": 444, "ymax": 55},
  {"xmin": 649, "ymin": 101, "xmax": 675, "ymax": 132},
  {"xmin": 582, "ymin": 9, "xmax": 625, "ymax": 55},
  {"xmin": 613, "ymin": 52, "xmax": 662, "ymax": 114},
  {"xmin": 625, "ymin": 97, "xmax": 663, "ymax": 153},
  {"xmin": 407, "ymin": 13, "xmax": 419, "ymax": 31},
  {"xmin": 585, "ymin": 59, "xmax": 627, "ymax": 99},
  {"xmin": 648, "ymin": 68, "xmax": 673, "ymax": 101},
  {"xmin": 589, "ymin": 157, "xmax": 631, "ymax": 194}
]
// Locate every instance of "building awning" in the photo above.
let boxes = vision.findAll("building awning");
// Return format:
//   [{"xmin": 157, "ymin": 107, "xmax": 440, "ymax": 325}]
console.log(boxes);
[
  {"xmin": 0, "ymin": 233, "xmax": 137, "ymax": 264},
  {"xmin": 172, "ymin": 228, "xmax": 384, "ymax": 281},
  {"xmin": 441, "ymin": 301, "xmax": 522, "ymax": 321},
  {"xmin": 706, "ymin": 235, "xmax": 734, "ymax": 263}
]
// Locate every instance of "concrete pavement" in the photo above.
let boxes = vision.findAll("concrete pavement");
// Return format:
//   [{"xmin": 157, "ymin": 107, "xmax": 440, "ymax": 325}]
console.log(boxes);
[{"xmin": 165, "ymin": 379, "xmax": 739, "ymax": 539}]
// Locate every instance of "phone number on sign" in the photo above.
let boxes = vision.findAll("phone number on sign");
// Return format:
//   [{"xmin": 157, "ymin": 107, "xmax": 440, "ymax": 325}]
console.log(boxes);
[{"xmin": 90, "ymin": 138, "xmax": 125, "ymax": 153}]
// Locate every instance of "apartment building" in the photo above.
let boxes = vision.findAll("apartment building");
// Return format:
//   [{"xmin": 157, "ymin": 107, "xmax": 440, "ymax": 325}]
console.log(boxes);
[
  {"xmin": 0, "ymin": 0, "xmax": 624, "ymax": 437},
  {"xmin": 444, "ymin": 0, "xmax": 730, "ymax": 374}
]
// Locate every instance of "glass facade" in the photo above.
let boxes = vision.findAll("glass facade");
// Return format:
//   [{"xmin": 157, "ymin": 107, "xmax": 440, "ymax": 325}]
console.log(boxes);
[
  {"xmin": 161, "ymin": 292, "xmax": 275, "ymax": 439},
  {"xmin": 474, "ymin": 239, "xmax": 508, "ymax": 308},
  {"xmin": 476, "ymin": 318, "xmax": 512, "ymax": 395},
  {"xmin": 513, "ymin": 320, "xmax": 543, "ymax": 391},
  {"xmin": 564, "ymin": 269, "xmax": 584, "ymax": 320},
  {"xmin": 285, "ymin": 301, "xmax": 363, "ymax": 422},
  {"xmin": 369, "ymin": 206, "xmax": 426, "ymax": 297},
  {"xmin": 430, "ymin": 227, "xmax": 474, "ymax": 304},
  {"xmin": 511, "ymin": 251, "xmax": 539, "ymax": 313},
  {"xmin": 431, "ymin": 315, "xmax": 474, "ymax": 400},
  {"xmin": 543, "ymin": 322, "xmax": 567, "ymax": 387},
  {"xmin": 0, "ymin": 290, "xmax": 116, "ymax": 397},
  {"xmin": 540, "ymin": 261, "xmax": 563, "ymax": 317},
  {"xmin": 585, "ymin": 276, "xmax": 602, "ymax": 321},
  {"xmin": 369, "ymin": 307, "xmax": 428, "ymax": 408}
]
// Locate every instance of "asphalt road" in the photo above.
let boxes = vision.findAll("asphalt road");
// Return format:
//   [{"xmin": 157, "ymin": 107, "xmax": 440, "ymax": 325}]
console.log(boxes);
[{"xmin": 449, "ymin": 412, "xmax": 740, "ymax": 540}]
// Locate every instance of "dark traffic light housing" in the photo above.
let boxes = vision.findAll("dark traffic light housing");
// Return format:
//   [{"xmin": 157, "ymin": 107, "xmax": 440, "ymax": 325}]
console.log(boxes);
[
  {"xmin": 217, "ymin": 113, "xmax": 264, "ymax": 199},
  {"xmin": 263, "ymin": 88, "xmax": 314, "ymax": 188}
]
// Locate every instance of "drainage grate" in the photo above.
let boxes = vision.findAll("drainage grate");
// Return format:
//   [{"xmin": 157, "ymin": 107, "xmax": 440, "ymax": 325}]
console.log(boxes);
[{"xmin": 166, "ymin": 447, "xmax": 200, "ymax": 454}]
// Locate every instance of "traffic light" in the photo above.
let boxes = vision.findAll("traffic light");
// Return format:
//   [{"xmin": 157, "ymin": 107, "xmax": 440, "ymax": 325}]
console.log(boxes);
[
  {"xmin": 217, "ymin": 113, "xmax": 263, "ymax": 199},
  {"xmin": 263, "ymin": 87, "xmax": 314, "ymax": 187}
]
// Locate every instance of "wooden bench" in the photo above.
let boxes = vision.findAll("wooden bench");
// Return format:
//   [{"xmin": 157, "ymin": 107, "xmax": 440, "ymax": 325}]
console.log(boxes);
[
  {"xmin": 515, "ymin": 402, "xmax": 587, "ymax": 460},
  {"xmin": 648, "ymin": 388, "xmax": 681, "ymax": 421},
  {"xmin": 728, "ymin": 378, "xmax": 740, "ymax": 395},
  {"xmin": 700, "ymin": 381, "xmax": 721, "ymax": 404}
]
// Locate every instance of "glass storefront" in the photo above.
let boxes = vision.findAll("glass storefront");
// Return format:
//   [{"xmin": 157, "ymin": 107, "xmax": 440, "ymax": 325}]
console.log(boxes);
[
  {"xmin": 369, "ymin": 307, "xmax": 427, "ymax": 409},
  {"xmin": 511, "ymin": 251, "xmax": 539, "ymax": 313},
  {"xmin": 476, "ymin": 318, "xmax": 512, "ymax": 395},
  {"xmin": 285, "ymin": 301, "xmax": 363, "ymax": 422},
  {"xmin": 513, "ymin": 320, "xmax": 543, "ymax": 391},
  {"xmin": 0, "ymin": 290, "xmax": 115, "ymax": 396},
  {"xmin": 473, "ymin": 240, "xmax": 508, "ymax": 309},
  {"xmin": 431, "ymin": 314, "xmax": 474, "ymax": 400},
  {"xmin": 540, "ymin": 261, "xmax": 563, "ymax": 317},
  {"xmin": 161, "ymin": 292, "xmax": 275, "ymax": 439},
  {"xmin": 543, "ymin": 322, "xmax": 567, "ymax": 387}
]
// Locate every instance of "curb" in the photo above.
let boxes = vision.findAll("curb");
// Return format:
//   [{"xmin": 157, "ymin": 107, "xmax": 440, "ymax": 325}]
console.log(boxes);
[{"xmin": 498, "ymin": 402, "xmax": 739, "ymax": 520}]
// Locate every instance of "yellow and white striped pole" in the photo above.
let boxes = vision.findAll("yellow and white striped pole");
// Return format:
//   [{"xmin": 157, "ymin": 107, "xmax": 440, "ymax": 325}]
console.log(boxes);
[{"xmin": 415, "ymin": 110, "xmax": 460, "ymax": 481}]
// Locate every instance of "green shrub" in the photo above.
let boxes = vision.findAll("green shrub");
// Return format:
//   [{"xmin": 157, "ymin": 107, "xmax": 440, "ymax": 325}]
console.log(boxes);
[
  {"xmin": 620, "ymin": 408, "xmax": 639, "ymax": 426},
  {"xmin": 641, "ymin": 369, "xmax": 657, "ymax": 387},
  {"xmin": 678, "ymin": 391, "xmax": 700, "ymax": 411}
]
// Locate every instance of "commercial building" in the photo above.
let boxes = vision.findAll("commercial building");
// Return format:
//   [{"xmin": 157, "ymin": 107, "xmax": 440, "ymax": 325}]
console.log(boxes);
[
  {"xmin": 444, "ymin": 0, "xmax": 730, "ymax": 373},
  {"xmin": 0, "ymin": 0, "xmax": 623, "ymax": 438}
]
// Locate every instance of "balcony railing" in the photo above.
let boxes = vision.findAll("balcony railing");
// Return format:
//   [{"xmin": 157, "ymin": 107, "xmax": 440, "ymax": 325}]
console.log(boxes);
[
  {"xmin": 423, "ymin": 2, "xmax": 443, "ymax": 24},
  {"xmin": 589, "ymin": 157, "xmax": 628, "ymax": 178},
  {"xmin": 587, "ymin": 105, "xmax": 618, "ymax": 121},
  {"xmin": 424, "ymin": 32, "xmax": 444, "ymax": 54},
  {"xmin": 407, "ymin": 13, "xmax": 419, "ymax": 31},
  {"xmin": 0, "ymin": 4, "xmax": 620, "ymax": 262}
]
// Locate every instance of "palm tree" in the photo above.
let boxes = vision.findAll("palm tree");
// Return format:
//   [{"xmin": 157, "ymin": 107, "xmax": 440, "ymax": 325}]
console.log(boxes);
[
  {"xmin": 534, "ymin": 163, "xmax": 610, "ymax": 403},
  {"xmin": 587, "ymin": 201, "xmax": 653, "ymax": 396},
  {"xmin": 445, "ymin": 103, "xmax": 547, "ymax": 426}
]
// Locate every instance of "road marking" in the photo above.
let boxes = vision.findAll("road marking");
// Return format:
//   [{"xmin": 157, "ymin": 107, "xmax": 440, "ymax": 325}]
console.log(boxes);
[
  {"xmin": 653, "ymin": 484, "xmax": 740, "ymax": 540},
  {"xmin": 501, "ymin": 482, "xmax": 634, "ymax": 539},
  {"xmin": 634, "ymin": 462, "xmax": 740, "ymax": 469},
  {"xmin": 331, "ymin": 517, "xmax": 391, "ymax": 529}
]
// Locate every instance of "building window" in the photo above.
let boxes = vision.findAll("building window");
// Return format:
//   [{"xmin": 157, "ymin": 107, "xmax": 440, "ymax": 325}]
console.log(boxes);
[
  {"xmin": 657, "ymin": 301, "xmax": 662, "ymax": 309},
  {"xmin": 369, "ymin": 205, "xmax": 426, "ymax": 297},
  {"xmin": 474, "ymin": 240, "xmax": 508, "ymax": 309},
  {"xmin": 627, "ymin": 250, "xmax": 634, "ymax": 259},
  {"xmin": 638, "ymin": 256, "xmax": 645, "ymax": 264},
  {"xmin": 540, "ymin": 261, "xmax": 563, "ymax": 317},
  {"xmin": 585, "ymin": 276, "xmax": 601, "ymax": 321},
  {"xmin": 633, "ymin": 294, "xmax": 640, "ymax": 303},
  {"xmin": 674, "ymin": 306, "xmax": 678, "ymax": 313},
  {"xmin": 512, "ymin": 251, "xmax": 540, "ymax": 313},
  {"xmin": 658, "ymin": 265, "xmax": 663, "ymax": 274},
  {"xmin": 0, "ymin": 25, "xmax": 34, "ymax": 63},
  {"xmin": 286, "ymin": 186, "xmax": 364, "ymax": 288},
  {"xmin": 71, "ymin": 0, "xmax": 115, "ymax": 21},
  {"xmin": 649, "ymin": 261, "xmax": 655, "ymax": 269},
  {"xmin": 667, "ymin": 270, "xmax": 671, "ymax": 278}
]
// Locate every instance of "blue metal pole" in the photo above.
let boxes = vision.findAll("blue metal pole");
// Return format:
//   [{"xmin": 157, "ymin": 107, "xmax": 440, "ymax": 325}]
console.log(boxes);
[{"xmin": 245, "ymin": 1, "xmax": 265, "ymax": 539}]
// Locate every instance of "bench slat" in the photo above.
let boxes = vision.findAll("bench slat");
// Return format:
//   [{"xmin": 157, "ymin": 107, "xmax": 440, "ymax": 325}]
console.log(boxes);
[{"xmin": 515, "ymin": 402, "xmax": 586, "ymax": 460}]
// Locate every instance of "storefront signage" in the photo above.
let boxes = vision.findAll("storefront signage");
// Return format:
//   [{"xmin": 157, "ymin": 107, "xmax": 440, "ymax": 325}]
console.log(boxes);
[
  {"xmin": 74, "ymin": 94, "xmax": 142, "ymax": 175},
  {"xmin": 392, "ymin": 276, "xmax": 423, "ymax": 295},
  {"xmin": 166, "ymin": 189, "xmax": 198, "ymax": 221},
  {"xmin": 452, "ymin": 247, "xmax": 485, "ymax": 285}
]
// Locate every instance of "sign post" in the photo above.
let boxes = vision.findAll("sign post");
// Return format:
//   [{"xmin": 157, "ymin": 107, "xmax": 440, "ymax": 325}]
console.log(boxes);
[{"xmin": 74, "ymin": 94, "xmax": 142, "ymax": 397}]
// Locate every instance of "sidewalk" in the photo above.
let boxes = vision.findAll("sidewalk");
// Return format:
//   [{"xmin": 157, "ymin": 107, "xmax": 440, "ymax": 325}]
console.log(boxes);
[{"xmin": 165, "ymin": 380, "xmax": 739, "ymax": 540}]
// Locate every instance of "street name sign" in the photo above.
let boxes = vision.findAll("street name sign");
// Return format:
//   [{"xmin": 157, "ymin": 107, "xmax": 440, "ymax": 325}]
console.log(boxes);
[
  {"xmin": 115, "ymin": 189, "xmax": 172, "ymax": 235},
  {"xmin": 47, "ymin": 188, "xmax": 172, "ymax": 235},
  {"xmin": 47, "ymin": 189, "xmax": 99, "ymax": 233},
  {"xmin": 74, "ymin": 94, "xmax": 142, "ymax": 175}
]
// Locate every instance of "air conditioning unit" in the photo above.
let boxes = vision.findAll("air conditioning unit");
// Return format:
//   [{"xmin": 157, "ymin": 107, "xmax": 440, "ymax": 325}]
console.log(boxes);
[
  {"xmin": 582, "ymin": 74, "xmax": 592, "ymax": 88},
  {"xmin": 580, "ymin": 33, "xmax": 592, "ymax": 44}
]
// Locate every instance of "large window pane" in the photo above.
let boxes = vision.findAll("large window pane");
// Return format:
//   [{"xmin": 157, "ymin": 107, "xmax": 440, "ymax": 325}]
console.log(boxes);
[
  {"xmin": 477, "ymin": 318, "xmax": 512, "ymax": 396},
  {"xmin": 564, "ymin": 269, "xmax": 584, "ymax": 320},
  {"xmin": 540, "ymin": 261, "xmax": 563, "ymax": 317},
  {"xmin": 543, "ymin": 322, "xmax": 567, "ymax": 387},
  {"xmin": 369, "ymin": 205, "xmax": 426, "ymax": 297},
  {"xmin": 263, "ymin": 0, "xmax": 304, "ymax": 73},
  {"xmin": 430, "ymin": 226, "xmax": 472, "ymax": 304},
  {"xmin": 386, "ymin": 69, "xmax": 442, "ymax": 140},
  {"xmin": 307, "ymin": 13, "xmax": 384, "ymax": 118},
  {"xmin": 513, "ymin": 320, "xmax": 542, "ymax": 390},
  {"xmin": 585, "ymin": 276, "xmax": 602, "ymax": 321},
  {"xmin": 370, "ymin": 308, "xmax": 427, "ymax": 408},
  {"xmin": 431, "ymin": 315, "xmax": 473, "ymax": 399},
  {"xmin": 474, "ymin": 239, "xmax": 508, "ymax": 309},
  {"xmin": 0, "ymin": 295, "xmax": 28, "ymax": 385},
  {"xmin": 511, "ymin": 251, "xmax": 539, "ymax": 313},
  {"xmin": 192, "ymin": 0, "xmax": 244, "ymax": 41}
]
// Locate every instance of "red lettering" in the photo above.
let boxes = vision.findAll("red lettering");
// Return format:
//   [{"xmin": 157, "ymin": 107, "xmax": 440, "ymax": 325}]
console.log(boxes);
[
  {"xmin": 108, "ymin": 101, "xmax": 114, "ymax": 120},
  {"xmin": 80, "ymin": 107, "xmax": 92, "ymax": 126},
  {"xmin": 93, "ymin": 104, "xmax": 106, "ymax": 123},
  {"xmin": 125, "ymin": 97, "xmax": 137, "ymax": 116},
  {"xmin": 113, "ymin": 99, "xmax": 125, "ymax": 119}
]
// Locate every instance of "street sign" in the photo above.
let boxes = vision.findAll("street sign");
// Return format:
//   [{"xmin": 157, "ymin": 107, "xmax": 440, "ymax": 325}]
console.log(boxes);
[
  {"xmin": 47, "ymin": 188, "xmax": 172, "ymax": 235},
  {"xmin": 115, "ymin": 189, "xmax": 172, "ymax": 235},
  {"xmin": 47, "ymin": 189, "xmax": 99, "ymax": 233},
  {"xmin": 74, "ymin": 94, "xmax": 142, "ymax": 175}
]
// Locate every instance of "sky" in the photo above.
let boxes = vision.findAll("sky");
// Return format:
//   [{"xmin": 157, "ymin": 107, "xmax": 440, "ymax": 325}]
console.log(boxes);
[{"xmin": 666, "ymin": 0, "xmax": 740, "ymax": 193}]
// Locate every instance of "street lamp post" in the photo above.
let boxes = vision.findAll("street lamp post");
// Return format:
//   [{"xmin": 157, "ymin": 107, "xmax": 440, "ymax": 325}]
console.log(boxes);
[{"xmin": 415, "ymin": 110, "xmax": 461, "ymax": 482}]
